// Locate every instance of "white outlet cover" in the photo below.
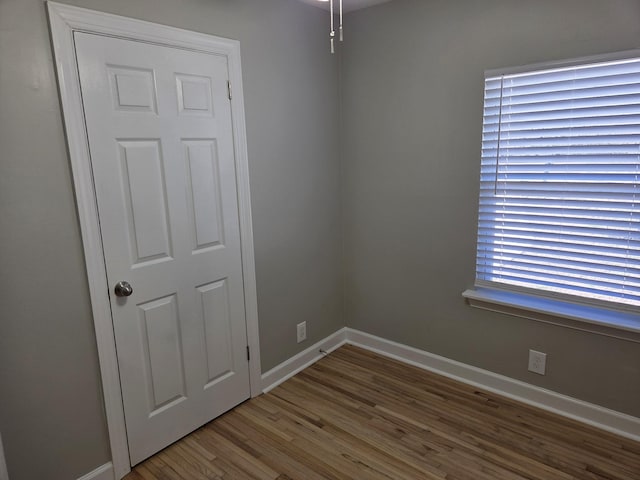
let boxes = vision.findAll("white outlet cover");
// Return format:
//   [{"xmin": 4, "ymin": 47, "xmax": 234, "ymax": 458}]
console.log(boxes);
[
  {"xmin": 297, "ymin": 322, "xmax": 307, "ymax": 343},
  {"xmin": 528, "ymin": 349, "xmax": 547, "ymax": 375}
]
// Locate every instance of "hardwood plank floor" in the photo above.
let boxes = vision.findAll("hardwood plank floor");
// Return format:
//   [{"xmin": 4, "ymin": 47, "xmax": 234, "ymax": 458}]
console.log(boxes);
[{"xmin": 125, "ymin": 345, "xmax": 640, "ymax": 480}]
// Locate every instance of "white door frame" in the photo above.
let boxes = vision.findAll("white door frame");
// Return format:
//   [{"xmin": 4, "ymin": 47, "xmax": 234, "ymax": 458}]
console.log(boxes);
[{"xmin": 47, "ymin": 3, "xmax": 262, "ymax": 478}]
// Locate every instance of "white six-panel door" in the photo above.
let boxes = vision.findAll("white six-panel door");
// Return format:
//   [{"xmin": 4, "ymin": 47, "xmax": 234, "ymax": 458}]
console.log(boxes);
[{"xmin": 74, "ymin": 32, "xmax": 250, "ymax": 465}]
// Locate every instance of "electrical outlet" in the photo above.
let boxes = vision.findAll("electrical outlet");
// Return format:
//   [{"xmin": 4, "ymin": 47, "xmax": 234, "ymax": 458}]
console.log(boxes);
[
  {"xmin": 297, "ymin": 321, "xmax": 307, "ymax": 343},
  {"xmin": 528, "ymin": 349, "xmax": 547, "ymax": 375}
]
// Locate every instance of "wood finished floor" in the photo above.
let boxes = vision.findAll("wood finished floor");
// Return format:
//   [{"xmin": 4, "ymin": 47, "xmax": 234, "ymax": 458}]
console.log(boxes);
[{"xmin": 125, "ymin": 345, "xmax": 640, "ymax": 480}]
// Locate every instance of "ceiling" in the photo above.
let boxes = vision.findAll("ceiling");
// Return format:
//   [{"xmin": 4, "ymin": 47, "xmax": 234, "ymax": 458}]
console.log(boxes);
[{"xmin": 296, "ymin": 0, "xmax": 395, "ymax": 13}]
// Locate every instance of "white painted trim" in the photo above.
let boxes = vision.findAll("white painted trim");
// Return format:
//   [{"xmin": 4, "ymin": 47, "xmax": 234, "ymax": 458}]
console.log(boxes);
[
  {"xmin": 344, "ymin": 328, "xmax": 640, "ymax": 442},
  {"xmin": 47, "ymin": 3, "xmax": 261, "ymax": 478},
  {"xmin": 47, "ymin": 4, "xmax": 130, "ymax": 477},
  {"xmin": 463, "ymin": 288, "xmax": 640, "ymax": 344},
  {"xmin": 228, "ymin": 44, "xmax": 263, "ymax": 398},
  {"xmin": 76, "ymin": 463, "xmax": 114, "ymax": 480},
  {"xmin": 261, "ymin": 328, "xmax": 348, "ymax": 393},
  {"xmin": 0, "ymin": 433, "xmax": 9, "ymax": 480},
  {"xmin": 261, "ymin": 327, "xmax": 640, "ymax": 441}
]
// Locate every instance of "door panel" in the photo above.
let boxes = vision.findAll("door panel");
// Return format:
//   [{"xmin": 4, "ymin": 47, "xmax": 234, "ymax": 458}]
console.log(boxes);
[
  {"xmin": 138, "ymin": 294, "xmax": 186, "ymax": 410},
  {"xmin": 109, "ymin": 66, "xmax": 158, "ymax": 113},
  {"xmin": 198, "ymin": 279, "xmax": 234, "ymax": 384},
  {"xmin": 184, "ymin": 139, "xmax": 224, "ymax": 250},
  {"xmin": 74, "ymin": 31, "xmax": 250, "ymax": 465},
  {"xmin": 118, "ymin": 140, "xmax": 172, "ymax": 263},
  {"xmin": 177, "ymin": 74, "xmax": 214, "ymax": 115}
]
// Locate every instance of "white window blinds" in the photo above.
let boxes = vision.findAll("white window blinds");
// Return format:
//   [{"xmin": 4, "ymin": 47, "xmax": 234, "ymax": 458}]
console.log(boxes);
[{"xmin": 476, "ymin": 55, "xmax": 640, "ymax": 309}]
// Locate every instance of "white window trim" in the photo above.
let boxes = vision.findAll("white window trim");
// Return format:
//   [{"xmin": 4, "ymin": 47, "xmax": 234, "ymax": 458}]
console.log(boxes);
[
  {"xmin": 467, "ymin": 49, "xmax": 640, "ymax": 343},
  {"xmin": 463, "ymin": 287, "xmax": 640, "ymax": 343}
]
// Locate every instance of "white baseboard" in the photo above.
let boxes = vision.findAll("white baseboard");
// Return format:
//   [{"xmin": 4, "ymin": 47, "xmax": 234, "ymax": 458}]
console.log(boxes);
[
  {"xmin": 0, "ymin": 437, "xmax": 115, "ymax": 480},
  {"xmin": 77, "ymin": 462, "xmax": 114, "ymax": 480},
  {"xmin": 260, "ymin": 327, "xmax": 640, "ymax": 442},
  {"xmin": 261, "ymin": 328, "xmax": 347, "ymax": 392},
  {"xmin": 345, "ymin": 328, "xmax": 640, "ymax": 442}
]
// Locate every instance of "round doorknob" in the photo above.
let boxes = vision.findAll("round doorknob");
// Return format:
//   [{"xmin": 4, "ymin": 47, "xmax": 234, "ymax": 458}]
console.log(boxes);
[{"xmin": 114, "ymin": 281, "xmax": 133, "ymax": 297}]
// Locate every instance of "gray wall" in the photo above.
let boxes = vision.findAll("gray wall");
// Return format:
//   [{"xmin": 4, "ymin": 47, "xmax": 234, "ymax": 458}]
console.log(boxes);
[
  {"xmin": 0, "ymin": 0, "xmax": 342, "ymax": 479},
  {"xmin": 342, "ymin": 0, "xmax": 640, "ymax": 417}
]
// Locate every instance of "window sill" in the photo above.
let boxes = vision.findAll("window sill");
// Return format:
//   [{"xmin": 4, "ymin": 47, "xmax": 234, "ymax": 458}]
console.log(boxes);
[{"xmin": 462, "ymin": 287, "xmax": 640, "ymax": 343}]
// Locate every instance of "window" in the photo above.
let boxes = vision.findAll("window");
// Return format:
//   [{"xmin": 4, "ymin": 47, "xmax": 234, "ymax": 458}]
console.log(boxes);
[{"xmin": 471, "ymin": 53, "xmax": 640, "ymax": 315}]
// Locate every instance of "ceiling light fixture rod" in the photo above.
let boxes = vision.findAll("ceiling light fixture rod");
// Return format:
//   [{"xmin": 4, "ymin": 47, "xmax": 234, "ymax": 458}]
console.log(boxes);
[
  {"xmin": 329, "ymin": 0, "xmax": 335, "ymax": 54},
  {"xmin": 339, "ymin": 0, "xmax": 343, "ymax": 42}
]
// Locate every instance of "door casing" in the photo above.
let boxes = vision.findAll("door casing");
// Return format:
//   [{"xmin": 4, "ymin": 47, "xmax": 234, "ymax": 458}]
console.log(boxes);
[{"xmin": 47, "ymin": 3, "xmax": 262, "ymax": 478}]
